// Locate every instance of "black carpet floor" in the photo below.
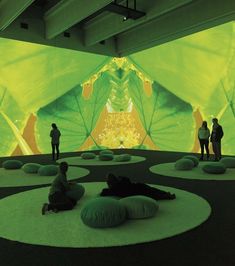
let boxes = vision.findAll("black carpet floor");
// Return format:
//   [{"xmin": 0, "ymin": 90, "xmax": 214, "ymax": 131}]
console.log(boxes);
[{"xmin": 0, "ymin": 149, "xmax": 234, "ymax": 266}]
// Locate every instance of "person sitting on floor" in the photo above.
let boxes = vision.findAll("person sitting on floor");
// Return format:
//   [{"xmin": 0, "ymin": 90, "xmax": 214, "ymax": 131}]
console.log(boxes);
[
  {"xmin": 42, "ymin": 162, "xmax": 76, "ymax": 215},
  {"xmin": 100, "ymin": 173, "xmax": 176, "ymax": 200}
]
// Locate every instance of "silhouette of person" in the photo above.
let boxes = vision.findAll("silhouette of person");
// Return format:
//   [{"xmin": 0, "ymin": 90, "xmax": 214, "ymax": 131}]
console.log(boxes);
[
  {"xmin": 50, "ymin": 123, "xmax": 61, "ymax": 160},
  {"xmin": 41, "ymin": 162, "xmax": 76, "ymax": 215},
  {"xmin": 100, "ymin": 173, "xmax": 176, "ymax": 200},
  {"xmin": 210, "ymin": 118, "xmax": 224, "ymax": 161},
  {"xmin": 198, "ymin": 121, "xmax": 210, "ymax": 160}
]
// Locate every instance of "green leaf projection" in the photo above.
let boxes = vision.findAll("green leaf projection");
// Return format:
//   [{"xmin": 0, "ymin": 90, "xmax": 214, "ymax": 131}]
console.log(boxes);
[{"xmin": 0, "ymin": 21, "xmax": 234, "ymax": 156}]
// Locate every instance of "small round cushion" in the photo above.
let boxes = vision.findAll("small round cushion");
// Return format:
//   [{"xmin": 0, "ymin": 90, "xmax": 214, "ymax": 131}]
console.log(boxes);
[
  {"xmin": 220, "ymin": 157, "xmax": 235, "ymax": 168},
  {"xmin": 2, "ymin": 160, "xmax": 23, "ymax": 169},
  {"xmin": 81, "ymin": 152, "xmax": 96, "ymax": 160},
  {"xmin": 183, "ymin": 155, "xmax": 199, "ymax": 167},
  {"xmin": 99, "ymin": 150, "xmax": 114, "ymax": 156},
  {"xmin": 81, "ymin": 198, "xmax": 126, "ymax": 228},
  {"xmin": 22, "ymin": 163, "xmax": 41, "ymax": 173},
  {"xmin": 99, "ymin": 154, "xmax": 114, "ymax": 161},
  {"xmin": 114, "ymin": 154, "xmax": 131, "ymax": 162},
  {"xmin": 38, "ymin": 165, "xmax": 58, "ymax": 176},
  {"xmin": 175, "ymin": 159, "xmax": 194, "ymax": 170},
  {"xmin": 202, "ymin": 162, "xmax": 226, "ymax": 174},
  {"xmin": 119, "ymin": 196, "xmax": 159, "ymax": 219},
  {"xmin": 66, "ymin": 183, "xmax": 85, "ymax": 201}
]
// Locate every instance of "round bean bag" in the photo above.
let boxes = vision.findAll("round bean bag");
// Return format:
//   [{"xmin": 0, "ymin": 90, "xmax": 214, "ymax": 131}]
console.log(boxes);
[
  {"xmin": 175, "ymin": 159, "xmax": 194, "ymax": 170},
  {"xmin": 119, "ymin": 196, "xmax": 159, "ymax": 219},
  {"xmin": 81, "ymin": 152, "xmax": 96, "ymax": 160},
  {"xmin": 99, "ymin": 154, "xmax": 114, "ymax": 161},
  {"xmin": 99, "ymin": 150, "xmax": 114, "ymax": 156},
  {"xmin": 202, "ymin": 163, "xmax": 226, "ymax": 174},
  {"xmin": 81, "ymin": 198, "xmax": 126, "ymax": 228},
  {"xmin": 220, "ymin": 157, "xmax": 235, "ymax": 168},
  {"xmin": 183, "ymin": 155, "xmax": 199, "ymax": 167},
  {"xmin": 38, "ymin": 165, "xmax": 58, "ymax": 176},
  {"xmin": 2, "ymin": 160, "xmax": 23, "ymax": 169},
  {"xmin": 114, "ymin": 154, "xmax": 131, "ymax": 162},
  {"xmin": 22, "ymin": 163, "xmax": 41, "ymax": 174},
  {"xmin": 66, "ymin": 183, "xmax": 85, "ymax": 201}
]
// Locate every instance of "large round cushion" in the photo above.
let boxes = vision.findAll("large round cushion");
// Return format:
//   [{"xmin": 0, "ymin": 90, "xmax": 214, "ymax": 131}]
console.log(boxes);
[
  {"xmin": 220, "ymin": 157, "xmax": 235, "ymax": 168},
  {"xmin": 99, "ymin": 150, "xmax": 114, "ymax": 156},
  {"xmin": 66, "ymin": 183, "xmax": 85, "ymax": 201},
  {"xmin": 38, "ymin": 165, "xmax": 58, "ymax": 176},
  {"xmin": 99, "ymin": 154, "xmax": 114, "ymax": 161},
  {"xmin": 22, "ymin": 163, "xmax": 41, "ymax": 174},
  {"xmin": 81, "ymin": 198, "xmax": 126, "ymax": 228},
  {"xmin": 202, "ymin": 163, "xmax": 226, "ymax": 174},
  {"xmin": 183, "ymin": 155, "xmax": 199, "ymax": 167},
  {"xmin": 81, "ymin": 152, "xmax": 96, "ymax": 160},
  {"xmin": 114, "ymin": 154, "xmax": 131, "ymax": 162},
  {"xmin": 2, "ymin": 160, "xmax": 23, "ymax": 169},
  {"xmin": 175, "ymin": 159, "xmax": 194, "ymax": 170},
  {"xmin": 119, "ymin": 196, "xmax": 159, "ymax": 219}
]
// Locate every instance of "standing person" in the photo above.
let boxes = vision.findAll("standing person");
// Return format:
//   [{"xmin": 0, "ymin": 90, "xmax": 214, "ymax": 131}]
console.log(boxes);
[
  {"xmin": 198, "ymin": 121, "xmax": 210, "ymax": 161},
  {"xmin": 210, "ymin": 118, "xmax": 224, "ymax": 161},
  {"xmin": 50, "ymin": 123, "xmax": 61, "ymax": 160},
  {"xmin": 41, "ymin": 162, "xmax": 76, "ymax": 215}
]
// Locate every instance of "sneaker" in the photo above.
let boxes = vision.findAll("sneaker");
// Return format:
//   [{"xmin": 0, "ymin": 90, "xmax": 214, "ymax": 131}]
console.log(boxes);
[{"xmin": 42, "ymin": 203, "xmax": 49, "ymax": 215}]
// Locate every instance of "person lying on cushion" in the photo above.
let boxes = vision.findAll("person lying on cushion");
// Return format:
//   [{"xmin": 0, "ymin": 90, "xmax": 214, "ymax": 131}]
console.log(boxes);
[
  {"xmin": 42, "ymin": 162, "xmax": 76, "ymax": 215},
  {"xmin": 100, "ymin": 173, "xmax": 176, "ymax": 200}
]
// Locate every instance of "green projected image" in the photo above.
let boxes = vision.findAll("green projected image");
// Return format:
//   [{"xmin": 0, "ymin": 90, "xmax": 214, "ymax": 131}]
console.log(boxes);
[{"xmin": 0, "ymin": 21, "xmax": 234, "ymax": 157}]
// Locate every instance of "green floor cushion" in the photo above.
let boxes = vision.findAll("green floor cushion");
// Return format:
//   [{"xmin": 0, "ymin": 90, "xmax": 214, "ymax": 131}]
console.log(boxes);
[
  {"xmin": 202, "ymin": 163, "xmax": 226, "ymax": 174},
  {"xmin": 38, "ymin": 165, "xmax": 58, "ymax": 176},
  {"xmin": 2, "ymin": 160, "xmax": 23, "ymax": 169},
  {"xmin": 99, "ymin": 154, "xmax": 114, "ymax": 161},
  {"xmin": 119, "ymin": 196, "xmax": 159, "ymax": 219},
  {"xmin": 66, "ymin": 183, "xmax": 85, "ymax": 201},
  {"xmin": 220, "ymin": 157, "xmax": 235, "ymax": 168},
  {"xmin": 22, "ymin": 163, "xmax": 41, "ymax": 174},
  {"xmin": 99, "ymin": 150, "xmax": 114, "ymax": 156},
  {"xmin": 114, "ymin": 154, "xmax": 132, "ymax": 162},
  {"xmin": 81, "ymin": 198, "xmax": 127, "ymax": 228},
  {"xmin": 183, "ymin": 155, "xmax": 199, "ymax": 167},
  {"xmin": 175, "ymin": 159, "xmax": 194, "ymax": 170},
  {"xmin": 81, "ymin": 152, "xmax": 96, "ymax": 160}
]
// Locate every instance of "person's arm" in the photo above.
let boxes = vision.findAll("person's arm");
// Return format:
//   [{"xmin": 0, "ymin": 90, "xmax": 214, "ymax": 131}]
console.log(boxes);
[
  {"xmin": 50, "ymin": 130, "xmax": 53, "ymax": 138},
  {"xmin": 207, "ymin": 129, "xmax": 210, "ymax": 139},
  {"xmin": 60, "ymin": 174, "xmax": 71, "ymax": 191}
]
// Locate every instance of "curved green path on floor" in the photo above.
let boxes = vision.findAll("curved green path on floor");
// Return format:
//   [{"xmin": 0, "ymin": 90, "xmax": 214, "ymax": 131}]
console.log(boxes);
[
  {"xmin": 150, "ymin": 162, "xmax": 235, "ymax": 180},
  {"xmin": 0, "ymin": 166, "xmax": 89, "ymax": 187},
  {"xmin": 57, "ymin": 155, "xmax": 146, "ymax": 166},
  {"xmin": 0, "ymin": 182, "xmax": 211, "ymax": 248}
]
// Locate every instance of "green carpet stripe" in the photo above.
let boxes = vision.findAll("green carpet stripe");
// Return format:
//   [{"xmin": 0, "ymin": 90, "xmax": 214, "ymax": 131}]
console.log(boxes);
[
  {"xmin": 0, "ymin": 182, "xmax": 211, "ymax": 248},
  {"xmin": 0, "ymin": 167, "xmax": 89, "ymax": 187},
  {"xmin": 150, "ymin": 162, "xmax": 235, "ymax": 180},
  {"xmin": 57, "ymin": 155, "xmax": 146, "ymax": 166}
]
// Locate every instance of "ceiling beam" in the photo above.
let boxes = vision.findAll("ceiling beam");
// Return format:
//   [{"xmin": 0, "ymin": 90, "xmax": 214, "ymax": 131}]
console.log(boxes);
[
  {"xmin": 0, "ymin": 0, "xmax": 35, "ymax": 30},
  {"xmin": 44, "ymin": 0, "xmax": 113, "ymax": 39},
  {"xmin": 117, "ymin": 0, "xmax": 235, "ymax": 56},
  {"xmin": 84, "ymin": 0, "xmax": 192, "ymax": 47}
]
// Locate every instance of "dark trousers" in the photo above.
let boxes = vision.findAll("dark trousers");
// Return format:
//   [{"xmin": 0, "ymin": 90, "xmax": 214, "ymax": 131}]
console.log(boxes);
[
  {"xmin": 48, "ymin": 192, "xmax": 76, "ymax": 211},
  {"xmin": 199, "ymin": 139, "xmax": 209, "ymax": 159},
  {"xmin": 212, "ymin": 141, "xmax": 221, "ymax": 160},
  {"xmin": 51, "ymin": 143, "xmax": 59, "ymax": 160}
]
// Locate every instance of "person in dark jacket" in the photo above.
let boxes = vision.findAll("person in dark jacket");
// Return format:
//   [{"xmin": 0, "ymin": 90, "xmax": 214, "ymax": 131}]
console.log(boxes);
[
  {"xmin": 41, "ymin": 162, "xmax": 76, "ymax": 215},
  {"xmin": 210, "ymin": 118, "xmax": 224, "ymax": 161},
  {"xmin": 198, "ymin": 121, "xmax": 210, "ymax": 161},
  {"xmin": 50, "ymin": 123, "xmax": 61, "ymax": 160},
  {"xmin": 100, "ymin": 173, "xmax": 176, "ymax": 200}
]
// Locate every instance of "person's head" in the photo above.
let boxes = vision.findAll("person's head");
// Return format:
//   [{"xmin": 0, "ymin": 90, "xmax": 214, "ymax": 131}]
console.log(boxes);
[
  {"xmin": 212, "ymin": 118, "xmax": 218, "ymax": 125},
  {"xmin": 59, "ymin": 162, "xmax": 68, "ymax": 174},
  {"xmin": 202, "ymin": 121, "xmax": 207, "ymax": 129},
  {"xmin": 106, "ymin": 173, "xmax": 118, "ymax": 189},
  {"xmin": 51, "ymin": 123, "xmax": 57, "ymax": 129}
]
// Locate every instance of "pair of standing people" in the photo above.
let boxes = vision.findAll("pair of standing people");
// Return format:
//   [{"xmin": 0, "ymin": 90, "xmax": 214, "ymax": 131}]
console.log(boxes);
[{"xmin": 198, "ymin": 118, "xmax": 224, "ymax": 161}]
